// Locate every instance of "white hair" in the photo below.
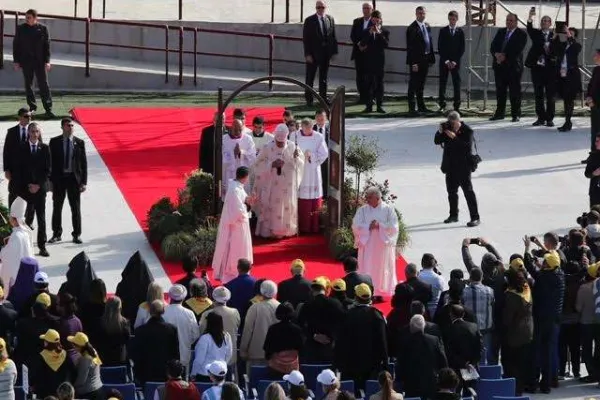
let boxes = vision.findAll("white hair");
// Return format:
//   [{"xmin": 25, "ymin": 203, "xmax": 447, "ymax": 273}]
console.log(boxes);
[
  {"xmin": 409, "ymin": 314, "xmax": 426, "ymax": 333},
  {"xmin": 364, "ymin": 187, "xmax": 382, "ymax": 199},
  {"xmin": 447, "ymin": 111, "xmax": 461, "ymax": 122},
  {"xmin": 260, "ymin": 280, "xmax": 278, "ymax": 299}
]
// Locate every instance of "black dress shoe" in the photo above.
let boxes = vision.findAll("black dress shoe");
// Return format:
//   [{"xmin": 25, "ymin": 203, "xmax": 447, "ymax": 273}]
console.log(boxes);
[
  {"xmin": 362, "ymin": 107, "xmax": 373, "ymax": 113},
  {"xmin": 467, "ymin": 219, "xmax": 481, "ymax": 227},
  {"xmin": 557, "ymin": 123, "xmax": 572, "ymax": 132},
  {"xmin": 418, "ymin": 108, "xmax": 432, "ymax": 113},
  {"xmin": 44, "ymin": 111, "xmax": 57, "ymax": 119},
  {"xmin": 72, "ymin": 236, "xmax": 83, "ymax": 244},
  {"xmin": 532, "ymin": 119, "xmax": 545, "ymax": 126},
  {"xmin": 39, "ymin": 248, "xmax": 50, "ymax": 257},
  {"xmin": 546, "ymin": 120, "xmax": 555, "ymax": 127},
  {"xmin": 26, "ymin": 223, "xmax": 35, "ymax": 231},
  {"xmin": 512, "ymin": 116, "xmax": 520, "ymax": 122},
  {"xmin": 489, "ymin": 115, "xmax": 505, "ymax": 121},
  {"xmin": 376, "ymin": 106, "xmax": 386, "ymax": 114},
  {"xmin": 444, "ymin": 216, "xmax": 458, "ymax": 224},
  {"xmin": 48, "ymin": 236, "xmax": 62, "ymax": 244},
  {"xmin": 408, "ymin": 110, "xmax": 419, "ymax": 117}
]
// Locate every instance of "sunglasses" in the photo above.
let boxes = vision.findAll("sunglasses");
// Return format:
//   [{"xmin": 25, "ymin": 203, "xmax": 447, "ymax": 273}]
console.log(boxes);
[
  {"xmin": 316, "ymin": 6, "xmax": 325, "ymax": 9},
  {"xmin": 22, "ymin": 114, "xmax": 32, "ymax": 119},
  {"xmin": 67, "ymin": 124, "xmax": 74, "ymax": 127}
]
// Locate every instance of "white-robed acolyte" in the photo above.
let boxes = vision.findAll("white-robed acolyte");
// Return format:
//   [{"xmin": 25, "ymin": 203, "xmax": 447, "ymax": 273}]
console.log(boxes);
[
  {"xmin": 251, "ymin": 132, "xmax": 274, "ymax": 155},
  {"xmin": 289, "ymin": 130, "xmax": 328, "ymax": 199},
  {"xmin": 0, "ymin": 197, "xmax": 34, "ymax": 297},
  {"xmin": 253, "ymin": 124, "xmax": 305, "ymax": 238},
  {"xmin": 222, "ymin": 131, "xmax": 256, "ymax": 195},
  {"xmin": 352, "ymin": 194, "xmax": 399, "ymax": 296},
  {"xmin": 212, "ymin": 179, "xmax": 253, "ymax": 283}
]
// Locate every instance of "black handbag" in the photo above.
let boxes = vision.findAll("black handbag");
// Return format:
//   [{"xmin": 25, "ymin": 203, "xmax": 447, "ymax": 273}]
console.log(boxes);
[{"xmin": 470, "ymin": 134, "xmax": 482, "ymax": 172}]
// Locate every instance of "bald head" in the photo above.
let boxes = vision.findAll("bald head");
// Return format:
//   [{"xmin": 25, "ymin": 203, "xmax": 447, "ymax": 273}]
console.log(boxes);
[
  {"xmin": 361, "ymin": 2, "xmax": 372, "ymax": 18},
  {"xmin": 231, "ymin": 119, "xmax": 243, "ymax": 136},
  {"xmin": 316, "ymin": 0, "xmax": 326, "ymax": 15}
]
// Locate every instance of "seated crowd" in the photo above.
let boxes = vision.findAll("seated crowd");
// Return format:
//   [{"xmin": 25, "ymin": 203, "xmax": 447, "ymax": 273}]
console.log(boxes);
[{"xmin": 1, "ymin": 210, "xmax": 600, "ymax": 400}]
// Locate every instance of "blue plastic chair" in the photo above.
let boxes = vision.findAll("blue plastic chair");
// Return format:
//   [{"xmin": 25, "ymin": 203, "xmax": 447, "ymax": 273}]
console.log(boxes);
[
  {"xmin": 300, "ymin": 363, "xmax": 332, "ymax": 391},
  {"xmin": 479, "ymin": 365, "xmax": 503, "ymax": 380},
  {"xmin": 104, "ymin": 383, "xmax": 137, "ymax": 400},
  {"xmin": 492, "ymin": 397, "xmax": 531, "ymax": 400},
  {"xmin": 364, "ymin": 380, "xmax": 380, "ymax": 399},
  {"xmin": 475, "ymin": 378, "xmax": 516, "ymax": 400},
  {"xmin": 257, "ymin": 380, "xmax": 286, "ymax": 400},
  {"xmin": 14, "ymin": 387, "xmax": 25, "ymax": 400},
  {"xmin": 194, "ymin": 382, "xmax": 213, "ymax": 395},
  {"xmin": 101, "ymin": 366, "xmax": 130, "ymax": 384},
  {"xmin": 315, "ymin": 380, "xmax": 354, "ymax": 398},
  {"xmin": 143, "ymin": 382, "xmax": 164, "ymax": 400},
  {"xmin": 246, "ymin": 365, "xmax": 269, "ymax": 397}
]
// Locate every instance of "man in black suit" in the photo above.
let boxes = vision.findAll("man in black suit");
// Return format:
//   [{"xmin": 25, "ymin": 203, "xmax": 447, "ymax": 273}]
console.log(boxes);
[
  {"xmin": 342, "ymin": 256, "xmax": 374, "ymax": 299},
  {"xmin": 12, "ymin": 9, "xmax": 54, "ymax": 118},
  {"xmin": 490, "ymin": 13, "xmax": 528, "ymax": 122},
  {"xmin": 444, "ymin": 305, "xmax": 482, "ymax": 383},
  {"xmin": 17, "ymin": 122, "xmax": 50, "ymax": 257},
  {"xmin": 438, "ymin": 11, "xmax": 465, "ymax": 112},
  {"xmin": 397, "ymin": 263, "xmax": 433, "ymax": 310},
  {"xmin": 526, "ymin": 9, "xmax": 555, "ymax": 127},
  {"xmin": 48, "ymin": 118, "xmax": 87, "ymax": 245},
  {"xmin": 396, "ymin": 315, "xmax": 448, "ymax": 399},
  {"xmin": 350, "ymin": 3, "xmax": 373, "ymax": 104},
  {"xmin": 302, "ymin": 0, "xmax": 338, "ymax": 106},
  {"xmin": 359, "ymin": 10, "xmax": 389, "ymax": 113},
  {"xmin": 3, "ymin": 107, "xmax": 32, "ymax": 206},
  {"xmin": 313, "ymin": 109, "xmax": 329, "ymax": 196},
  {"xmin": 585, "ymin": 50, "xmax": 600, "ymax": 161},
  {"xmin": 277, "ymin": 260, "xmax": 312, "ymax": 308},
  {"xmin": 199, "ymin": 112, "xmax": 229, "ymax": 174},
  {"xmin": 406, "ymin": 6, "xmax": 435, "ymax": 115}
]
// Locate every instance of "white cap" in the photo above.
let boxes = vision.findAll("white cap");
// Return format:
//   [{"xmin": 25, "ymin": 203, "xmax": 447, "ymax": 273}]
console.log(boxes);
[
  {"xmin": 168, "ymin": 284, "xmax": 187, "ymax": 302},
  {"xmin": 260, "ymin": 280, "xmax": 277, "ymax": 299},
  {"xmin": 206, "ymin": 360, "xmax": 228, "ymax": 377},
  {"xmin": 212, "ymin": 286, "xmax": 231, "ymax": 304},
  {"xmin": 273, "ymin": 124, "xmax": 289, "ymax": 142},
  {"xmin": 10, "ymin": 197, "xmax": 27, "ymax": 224},
  {"xmin": 283, "ymin": 370, "xmax": 305, "ymax": 386},
  {"xmin": 316, "ymin": 369, "xmax": 337, "ymax": 386},
  {"xmin": 34, "ymin": 271, "xmax": 49, "ymax": 284}
]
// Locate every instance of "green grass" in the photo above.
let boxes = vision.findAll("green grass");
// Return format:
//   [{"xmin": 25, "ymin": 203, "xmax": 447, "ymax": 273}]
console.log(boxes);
[{"xmin": 0, "ymin": 92, "xmax": 591, "ymax": 121}]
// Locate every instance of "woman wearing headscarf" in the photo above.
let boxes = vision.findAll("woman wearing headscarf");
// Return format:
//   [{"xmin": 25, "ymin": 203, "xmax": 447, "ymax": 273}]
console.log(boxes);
[
  {"xmin": 0, "ymin": 197, "xmax": 33, "ymax": 297},
  {"xmin": 263, "ymin": 302, "xmax": 304, "ymax": 379},
  {"xmin": 57, "ymin": 292, "xmax": 84, "ymax": 363},
  {"xmin": 6, "ymin": 256, "xmax": 39, "ymax": 314},
  {"xmin": 80, "ymin": 279, "xmax": 107, "ymax": 348},
  {"xmin": 134, "ymin": 282, "xmax": 164, "ymax": 329},
  {"xmin": 68, "ymin": 332, "xmax": 104, "ymax": 400},
  {"xmin": 96, "ymin": 296, "xmax": 131, "ymax": 366},
  {"xmin": 58, "ymin": 251, "xmax": 98, "ymax": 309},
  {"xmin": 183, "ymin": 278, "xmax": 213, "ymax": 322},
  {"xmin": 30, "ymin": 329, "xmax": 76, "ymax": 398},
  {"xmin": 0, "ymin": 338, "xmax": 17, "ymax": 400},
  {"xmin": 115, "ymin": 251, "xmax": 154, "ymax": 323}
]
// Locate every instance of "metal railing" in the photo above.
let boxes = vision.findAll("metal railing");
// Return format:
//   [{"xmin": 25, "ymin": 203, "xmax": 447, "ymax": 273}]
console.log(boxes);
[{"xmin": 0, "ymin": 9, "xmax": 418, "ymax": 91}]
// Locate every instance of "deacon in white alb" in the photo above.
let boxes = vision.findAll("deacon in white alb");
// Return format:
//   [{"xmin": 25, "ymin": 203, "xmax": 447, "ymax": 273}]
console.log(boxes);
[
  {"xmin": 352, "ymin": 187, "xmax": 399, "ymax": 296},
  {"xmin": 0, "ymin": 196, "xmax": 34, "ymax": 296},
  {"xmin": 212, "ymin": 166, "xmax": 254, "ymax": 283},
  {"xmin": 222, "ymin": 119, "xmax": 256, "ymax": 195},
  {"xmin": 250, "ymin": 116, "xmax": 274, "ymax": 155},
  {"xmin": 290, "ymin": 118, "xmax": 329, "ymax": 234},
  {"xmin": 253, "ymin": 124, "xmax": 305, "ymax": 239}
]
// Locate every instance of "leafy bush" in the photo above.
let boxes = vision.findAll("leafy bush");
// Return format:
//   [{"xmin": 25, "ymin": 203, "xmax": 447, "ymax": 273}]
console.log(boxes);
[
  {"xmin": 147, "ymin": 197, "xmax": 177, "ymax": 242},
  {"xmin": 329, "ymin": 227, "xmax": 357, "ymax": 261},
  {"xmin": 0, "ymin": 199, "xmax": 11, "ymax": 246},
  {"xmin": 345, "ymin": 135, "xmax": 384, "ymax": 199},
  {"xmin": 189, "ymin": 218, "xmax": 219, "ymax": 266},
  {"xmin": 184, "ymin": 170, "xmax": 215, "ymax": 224},
  {"xmin": 161, "ymin": 231, "xmax": 195, "ymax": 261}
]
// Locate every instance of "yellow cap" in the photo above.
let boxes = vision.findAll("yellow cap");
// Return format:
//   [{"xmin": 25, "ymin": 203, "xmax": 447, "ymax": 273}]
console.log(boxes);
[
  {"xmin": 291, "ymin": 259, "xmax": 305, "ymax": 274},
  {"xmin": 0, "ymin": 337, "xmax": 5, "ymax": 351},
  {"xmin": 67, "ymin": 332, "xmax": 90, "ymax": 347},
  {"xmin": 312, "ymin": 276, "xmax": 330, "ymax": 290},
  {"xmin": 588, "ymin": 262, "xmax": 599, "ymax": 278},
  {"xmin": 331, "ymin": 279, "xmax": 346, "ymax": 292},
  {"xmin": 509, "ymin": 258, "xmax": 525, "ymax": 271},
  {"xmin": 355, "ymin": 283, "xmax": 372, "ymax": 299},
  {"xmin": 36, "ymin": 293, "xmax": 51, "ymax": 308},
  {"xmin": 39, "ymin": 329, "xmax": 60, "ymax": 343},
  {"xmin": 543, "ymin": 251, "xmax": 561, "ymax": 270}
]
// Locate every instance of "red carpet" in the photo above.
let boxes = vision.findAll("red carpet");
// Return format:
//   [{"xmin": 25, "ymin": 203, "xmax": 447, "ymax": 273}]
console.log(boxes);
[{"xmin": 71, "ymin": 106, "xmax": 405, "ymax": 313}]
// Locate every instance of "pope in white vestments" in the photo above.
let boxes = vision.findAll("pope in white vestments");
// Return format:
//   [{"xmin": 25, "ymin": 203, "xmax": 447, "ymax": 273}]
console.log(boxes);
[
  {"xmin": 290, "ymin": 119, "xmax": 328, "ymax": 234},
  {"xmin": 352, "ymin": 187, "xmax": 399, "ymax": 296},
  {"xmin": 0, "ymin": 197, "xmax": 34, "ymax": 297},
  {"xmin": 222, "ymin": 119, "xmax": 256, "ymax": 195},
  {"xmin": 212, "ymin": 167, "xmax": 254, "ymax": 283},
  {"xmin": 253, "ymin": 124, "xmax": 305, "ymax": 239}
]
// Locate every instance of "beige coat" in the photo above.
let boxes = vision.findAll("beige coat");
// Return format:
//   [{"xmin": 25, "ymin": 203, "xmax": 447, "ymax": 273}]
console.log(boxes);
[
  {"xmin": 199, "ymin": 304, "xmax": 242, "ymax": 363},
  {"xmin": 240, "ymin": 298, "xmax": 280, "ymax": 360}
]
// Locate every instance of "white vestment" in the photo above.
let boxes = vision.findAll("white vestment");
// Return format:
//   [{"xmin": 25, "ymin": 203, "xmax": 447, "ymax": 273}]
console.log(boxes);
[
  {"xmin": 212, "ymin": 179, "xmax": 253, "ymax": 283},
  {"xmin": 251, "ymin": 132, "xmax": 274, "ymax": 155},
  {"xmin": 352, "ymin": 202, "xmax": 399, "ymax": 296},
  {"xmin": 222, "ymin": 133, "xmax": 256, "ymax": 195},
  {"xmin": 290, "ymin": 131, "xmax": 328, "ymax": 199},
  {"xmin": 253, "ymin": 140, "xmax": 305, "ymax": 238},
  {"xmin": 0, "ymin": 226, "xmax": 34, "ymax": 297}
]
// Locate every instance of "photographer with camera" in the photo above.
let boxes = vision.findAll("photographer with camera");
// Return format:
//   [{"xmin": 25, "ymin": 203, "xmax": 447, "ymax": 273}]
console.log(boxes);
[
  {"xmin": 434, "ymin": 111, "xmax": 480, "ymax": 227},
  {"xmin": 584, "ymin": 135, "xmax": 600, "ymax": 206},
  {"xmin": 562, "ymin": 229, "xmax": 594, "ymax": 268},
  {"xmin": 527, "ymin": 232, "xmax": 568, "ymax": 269}
]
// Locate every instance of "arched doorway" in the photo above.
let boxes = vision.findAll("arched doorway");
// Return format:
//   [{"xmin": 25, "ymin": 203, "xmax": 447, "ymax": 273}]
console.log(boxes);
[{"xmin": 212, "ymin": 76, "xmax": 346, "ymax": 229}]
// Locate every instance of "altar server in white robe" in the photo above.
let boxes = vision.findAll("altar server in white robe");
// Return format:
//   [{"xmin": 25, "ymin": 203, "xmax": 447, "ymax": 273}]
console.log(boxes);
[
  {"xmin": 250, "ymin": 116, "xmax": 274, "ymax": 154},
  {"xmin": 253, "ymin": 124, "xmax": 305, "ymax": 239},
  {"xmin": 351, "ymin": 187, "xmax": 399, "ymax": 297},
  {"xmin": 212, "ymin": 166, "xmax": 254, "ymax": 283},
  {"xmin": 222, "ymin": 119, "xmax": 256, "ymax": 195},
  {"xmin": 0, "ymin": 196, "xmax": 34, "ymax": 297},
  {"xmin": 290, "ymin": 118, "xmax": 328, "ymax": 234}
]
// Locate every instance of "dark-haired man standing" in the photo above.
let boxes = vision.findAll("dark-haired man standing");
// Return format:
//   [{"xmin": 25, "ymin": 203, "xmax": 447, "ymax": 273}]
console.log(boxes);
[
  {"xmin": 48, "ymin": 118, "xmax": 87, "ymax": 244},
  {"xmin": 350, "ymin": 3, "xmax": 373, "ymax": 104},
  {"xmin": 3, "ymin": 108, "xmax": 32, "ymax": 206},
  {"xmin": 359, "ymin": 10, "xmax": 389, "ymax": 113},
  {"xmin": 406, "ymin": 6, "xmax": 435, "ymax": 115},
  {"xmin": 437, "ymin": 11, "xmax": 465, "ymax": 112},
  {"xmin": 12, "ymin": 9, "xmax": 54, "ymax": 118}
]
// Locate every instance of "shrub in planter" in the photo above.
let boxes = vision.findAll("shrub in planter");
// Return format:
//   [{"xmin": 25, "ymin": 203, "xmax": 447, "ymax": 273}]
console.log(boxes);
[
  {"xmin": 329, "ymin": 227, "xmax": 357, "ymax": 261},
  {"xmin": 0, "ymin": 199, "xmax": 11, "ymax": 246},
  {"xmin": 184, "ymin": 170, "xmax": 215, "ymax": 224},
  {"xmin": 147, "ymin": 197, "xmax": 177, "ymax": 243},
  {"xmin": 189, "ymin": 221, "xmax": 219, "ymax": 266},
  {"xmin": 161, "ymin": 231, "xmax": 195, "ymax": 261}
]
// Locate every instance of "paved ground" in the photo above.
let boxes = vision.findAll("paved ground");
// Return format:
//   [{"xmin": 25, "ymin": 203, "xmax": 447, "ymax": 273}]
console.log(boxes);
[{"xmin": 2, "ymin": 0, "xmax": 597, "ymax": 26}]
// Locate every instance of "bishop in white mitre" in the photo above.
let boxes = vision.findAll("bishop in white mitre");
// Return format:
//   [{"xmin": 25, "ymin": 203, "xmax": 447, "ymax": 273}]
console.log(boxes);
[
  {"xmin": 0, "ymin": 196, "xmax": 34, "ymax": 297},
  {"xmin": 253, "ymin": 124, "xmax": 305, "ymax": 239},
  {"xmin": 222, "ymin": 119, "xmax": 256, "ymax": 195},
  {"xmin": 352, "ymin": 187, "xmax": 399, "ymax": 296},
  {"xmin": 289, "ymin": 118, "xmax": 328, "ymax": 234},
  {"xmin": 212, "ymin": 166, "xmax": 254, "ymax": 283}
]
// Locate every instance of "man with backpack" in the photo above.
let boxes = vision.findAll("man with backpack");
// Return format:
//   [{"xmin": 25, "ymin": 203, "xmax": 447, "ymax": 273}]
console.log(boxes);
[{"xmin": 155, "ymin": 360, "xmax": 200, "ymax": 400}]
